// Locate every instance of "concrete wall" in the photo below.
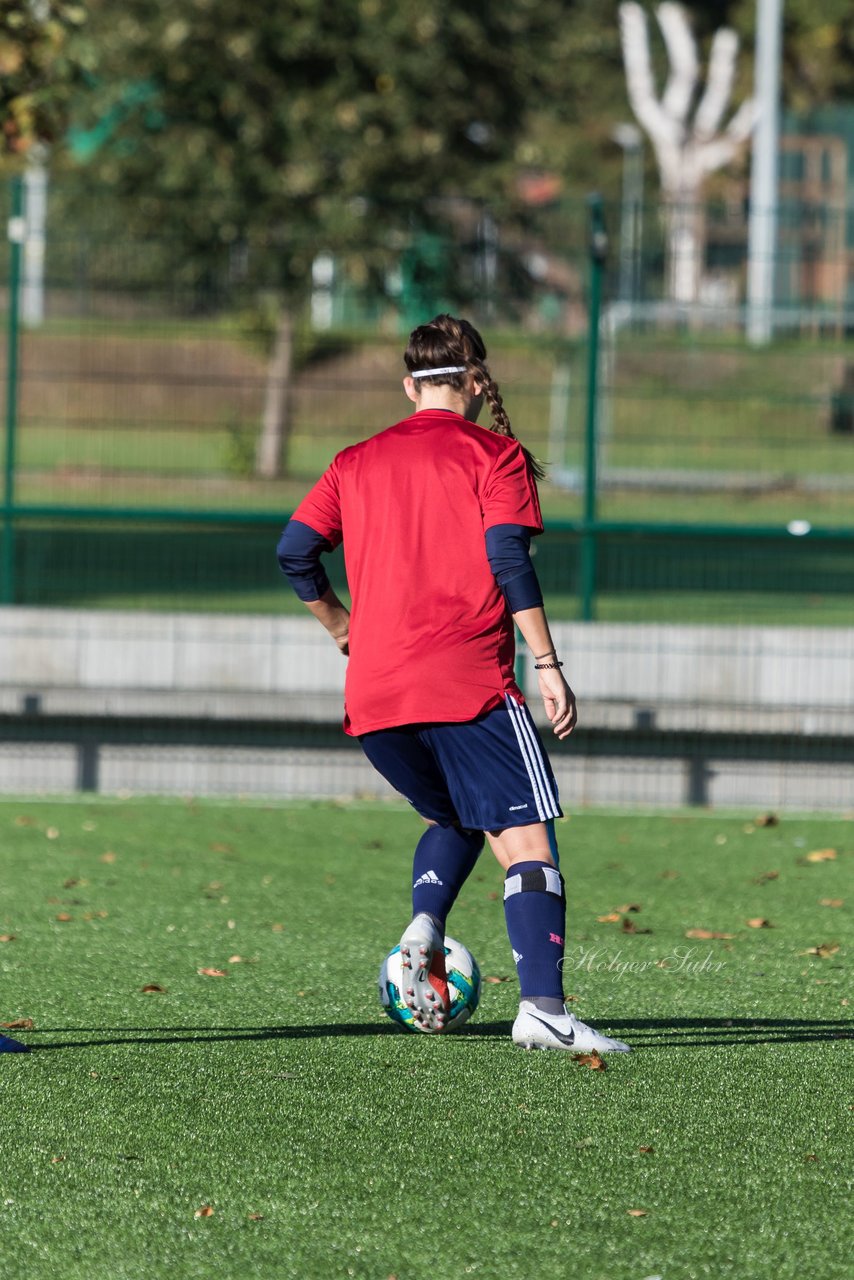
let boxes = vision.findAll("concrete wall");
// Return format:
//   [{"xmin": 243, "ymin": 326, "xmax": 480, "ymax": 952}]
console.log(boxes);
[{"xmin": 2, "ymin": 608, "xmax": 853, "ymax": 809}]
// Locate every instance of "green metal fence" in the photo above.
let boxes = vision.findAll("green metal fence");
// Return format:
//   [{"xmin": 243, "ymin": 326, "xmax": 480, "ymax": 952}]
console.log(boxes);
[
  {"xmin": 2, "ymin": 176, "xmax": 854, "ymax": 625},
  {"xmin": 3, "ymin": 177, "xmax": 854, "ymax": 807}
]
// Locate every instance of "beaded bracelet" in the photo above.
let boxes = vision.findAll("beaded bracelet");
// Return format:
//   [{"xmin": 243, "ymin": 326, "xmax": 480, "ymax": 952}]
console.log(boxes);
[{"xmin": 534, "ymin": 659, "xmax": 564, "ymax": 670}]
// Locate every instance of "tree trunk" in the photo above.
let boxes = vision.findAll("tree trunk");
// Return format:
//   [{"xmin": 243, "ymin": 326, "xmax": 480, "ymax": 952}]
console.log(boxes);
[
  {"xmin": 255, "ymin": 306, "xmax": 295, "ymax": 479},
  {"xmin": 664, "ymin": 193, "xmax": 704, "ymax": 305}
]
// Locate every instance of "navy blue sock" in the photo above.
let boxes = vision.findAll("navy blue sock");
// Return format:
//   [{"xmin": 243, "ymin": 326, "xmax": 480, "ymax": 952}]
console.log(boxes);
[
  {"xmin": 411, "ymin": 825, "xmax": 484, "ymax": 930},
  {"xmin": 503, "ymin": 859, "xmax": 566, "ymax": 1000}
]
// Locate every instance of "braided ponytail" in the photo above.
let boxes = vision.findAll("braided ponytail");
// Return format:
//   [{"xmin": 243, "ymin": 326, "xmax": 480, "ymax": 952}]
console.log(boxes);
[{"xmin": 404, "ymin": 314, "xmax": 545, "ymax": 481}]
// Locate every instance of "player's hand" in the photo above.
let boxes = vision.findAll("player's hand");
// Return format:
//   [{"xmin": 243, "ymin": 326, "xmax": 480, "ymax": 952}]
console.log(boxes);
[
  {"xmin": 333, "ymin": 631, "xmax": 349, "ymax": 656},
  {"xmin": 537, "ymin": 668, "xmax": 577, "ymax": 739}
]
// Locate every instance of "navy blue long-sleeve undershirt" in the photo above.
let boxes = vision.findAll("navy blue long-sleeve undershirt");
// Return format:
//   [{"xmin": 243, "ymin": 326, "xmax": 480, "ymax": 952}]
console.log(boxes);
[
  {"xmin": 277, "ymin": 520, "xmax": 333, "ymax": 602},
  {"xmin": 484, "ymin": 523, "xmax": 544, "ymax": 612},
  {"xmin": 277, "ymin": 518, "xmax": 543, "ymax": 614}
]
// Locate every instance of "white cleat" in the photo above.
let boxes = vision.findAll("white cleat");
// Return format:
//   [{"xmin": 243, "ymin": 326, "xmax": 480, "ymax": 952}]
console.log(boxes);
[
  {"xmin": 398, "ymin": 913, "xmax": 450, "ymax": 1033},
  {"xmin": 512, "ymin": 1001, "xmax": 631, "ymax": 1053}
]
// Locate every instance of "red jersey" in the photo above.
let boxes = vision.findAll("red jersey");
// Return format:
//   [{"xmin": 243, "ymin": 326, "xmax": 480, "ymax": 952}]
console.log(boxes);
[{"xmin": 292, "ymin": 409, "xmax": 543, "ymax": 735}]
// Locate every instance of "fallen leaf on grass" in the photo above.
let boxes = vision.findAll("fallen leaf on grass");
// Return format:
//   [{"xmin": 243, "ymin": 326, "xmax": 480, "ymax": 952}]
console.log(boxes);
[
  {"xmin": 140, "ymin": 984, "xmax": 167, "ymax": 994},
  {"xmin": 820, "ymin": 898, "xmax": 844, "ymax": 908},
  {"xmin": 194, "ymin": 1206, "xmax": 214, "ymax": 1219},
  {"xmin": 685, "ymin": 928, "xmax": 735, "ymax": 940},
  {"xmin": 45, "ymin": 828, "xmax": 60, "ymax": 840},
  {"xmin": 51, "ymin": 1156, "xmax": 65, "ymax": 1164},
  {"xmin": 576, "ymin": 1051, "xmax": 606, "ymax": 1071},
  {"xmin": 197, "ymin": 968, "xmax": 228, "ymax": 977},
  {"xmin": 55, "ymin": 913, "xmax": 73, "ymax": 923},
  {"xmin": 247, "ymin": 1212, "xmax": 264, "ymax": 1221},
  {"xmin": 483, "ymin": 975, "xmax": 510, "ymax": 984},
  {"xmin": 627, "ymin": 1208, "xmax": 648, "ymax": 1217},
  {"xmin": 659, "ymin": 869, "xmax": 679, "ymax": 879},
  {"xmin": 83, "ymin": 911, "xmax": 108, "ymax": 921},
  {"xmin": 1, "ymin": 1018, "xmax": 34, "ymax": 1030},
  {"xmin": 804, "ymin": 1153, "xmax": 819, "ymax": 1162},
  {"xmin": 0, "ymin": 935, "xmax": 16, "ymax": 943},
  {"xmin": 597, "ymin": 912, "xmax": 622, "ymax": 923},
  {"xmin": 746, "ymin": 918, "xmax": 773, "ymax": 928},
  {"xmin": 754, "ymin": 813, "xmax": 779, "ymax": 827},
  {"xmin": 100, "ymin": 852, "xmax": 117, "ymax": 864},
  {"xmin": 271, "ymin": 923, "xmax": 284, "ymax": 933},
  {"xmin": 752, "ymin": 870, "xmax": 779, "ymax": 885},
  {"xmin": 13, "ymin": 815, "xmax": 35, "ymax": 826},
  {"xmin": 621, "ymin": 917, "xmax": 653, "ymax": 934},
  {"xmin": 63, "ymin": 878, "xmax": 79, "ymax": 889},
  {"xmin": 800, "ymin": 943, "xmax": 840, "ymax": 958},
  {"xmin": 806, "ymin": 849, "xmax": 837, "ymax": 863},
  {"xmin": 638, "ymin": 1146, "xmax": 654, "ymax": 1154}
]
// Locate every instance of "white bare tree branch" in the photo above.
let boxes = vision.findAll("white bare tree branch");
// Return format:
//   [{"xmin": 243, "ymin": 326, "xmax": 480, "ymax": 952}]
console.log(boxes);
[
  {"xmin": 694, "ymin": 27, "xmax": 738, "ymax": 141},
  {"xmin": 657, "ymin": 3, "xmax": 698, "ymax": 126},
  {"xmin": 618, "ymin": 1, "xmax": 757, "ymax": 303},
  {"xmin": 725, "ymin": 96, "xmax": 759, "ymax": 146},
  {"xmin": 697, "ymin": 98, "xmax": 758, "ymax": 175},
  {"xmin": 618, "ymin": 3, "xmax": 682, "ymax": 148}
]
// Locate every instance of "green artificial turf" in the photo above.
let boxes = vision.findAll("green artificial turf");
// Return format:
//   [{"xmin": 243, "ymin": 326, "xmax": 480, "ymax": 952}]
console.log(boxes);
[{"xmin": 0, "ymin": 799, "xmax": 851, "ymax": 1280}]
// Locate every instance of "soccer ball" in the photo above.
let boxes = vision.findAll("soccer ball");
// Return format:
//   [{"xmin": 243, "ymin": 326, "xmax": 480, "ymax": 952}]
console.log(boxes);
[{"xmin": 379, "ymin": 936, "xmax": 481, "ymax": 1034}]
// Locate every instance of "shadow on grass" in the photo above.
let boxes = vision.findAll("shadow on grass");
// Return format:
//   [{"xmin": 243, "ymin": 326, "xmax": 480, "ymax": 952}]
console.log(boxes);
[{"xmin": 22, "ymin": 1016, "xmax": 853, "ymax": 1052}]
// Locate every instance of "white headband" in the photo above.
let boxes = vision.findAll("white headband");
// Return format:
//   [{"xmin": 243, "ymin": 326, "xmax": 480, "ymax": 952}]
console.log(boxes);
[{"xmin": 410, "ymin": 366, "xmax": 467, "ymax": 378}]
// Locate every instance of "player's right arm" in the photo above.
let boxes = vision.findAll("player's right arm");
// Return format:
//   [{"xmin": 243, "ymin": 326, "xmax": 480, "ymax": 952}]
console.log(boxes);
[
  {"xmin": 278, "ymin": 460, "xmax": 350, "ymax": 655},
  {"xmin": 277, "ymin": 517, "xmax": 350, "ymax": 655},
  {"xmin": 303, "ymin": 586, "xmax": 350, "ymax": 655}
]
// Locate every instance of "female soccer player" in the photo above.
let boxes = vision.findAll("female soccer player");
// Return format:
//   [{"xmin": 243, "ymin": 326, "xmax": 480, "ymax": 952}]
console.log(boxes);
[{"xmin": 278, "ymin": 315, "xmax": 629, "ymax": 1054}]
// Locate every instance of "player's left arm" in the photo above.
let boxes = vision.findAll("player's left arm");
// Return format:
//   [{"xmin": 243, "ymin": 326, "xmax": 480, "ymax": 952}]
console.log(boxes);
[
  {"xmin": 484, "ymin": 523, "xmax": 576, "ymax": 739},
  {"xmin": 512, "ymin": 604, "xmax": 577, "ymax": 739}
]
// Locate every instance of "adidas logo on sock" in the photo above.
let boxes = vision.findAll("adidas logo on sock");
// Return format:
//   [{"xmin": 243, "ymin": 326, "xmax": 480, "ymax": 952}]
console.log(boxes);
[
  {"xmin": 413, "ymin": 869, "xmax": 443, "ymax": 888},
  {"xmin": 512, "ymin": 949, "xmax": 524, "ymax": 964}
]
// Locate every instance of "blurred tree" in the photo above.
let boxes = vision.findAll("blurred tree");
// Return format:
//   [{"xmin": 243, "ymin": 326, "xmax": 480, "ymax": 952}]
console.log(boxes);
[
  {"xmin": 619, "ymin": 2, "xmax": 755, "ymax": 305},
  {"xmin": 37, "ymin": 0, "xmax": 854, "ymax": 473},
  {"xmin": 732, "ymin": 0, "xmax": 854, "ymax": 109},
  {"xmin": 522, "ymin": 0, "xmax": 854, "ymax": 200},
  {"xmin": 0, "ymin": 1, "xmax": 86, "ymax": 160},
  {"xmin": 69, "ymin": 0, "xmax": 567, "ymax": 476}
]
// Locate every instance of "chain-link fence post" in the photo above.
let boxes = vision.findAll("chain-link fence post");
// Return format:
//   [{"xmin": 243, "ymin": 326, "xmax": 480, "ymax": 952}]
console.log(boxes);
[
  {"xmin": 581, "ymin": 194, "xmax": 607, "ymax": 622},
  {"xmin": 3, "ymin": 176, "xmax": 25, "ymax": 605}
]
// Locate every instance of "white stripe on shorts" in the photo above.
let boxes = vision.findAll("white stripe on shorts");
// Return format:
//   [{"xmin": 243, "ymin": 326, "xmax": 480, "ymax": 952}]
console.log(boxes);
[{"xmin": 504, "ymin": 694, "xmax": 560, "ymax": 821}]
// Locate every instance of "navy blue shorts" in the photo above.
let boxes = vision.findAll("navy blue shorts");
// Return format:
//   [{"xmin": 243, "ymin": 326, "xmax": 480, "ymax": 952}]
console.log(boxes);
[{"xmin": 359, "ymin": 695, "xmax": 562, "ymax": 831}]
